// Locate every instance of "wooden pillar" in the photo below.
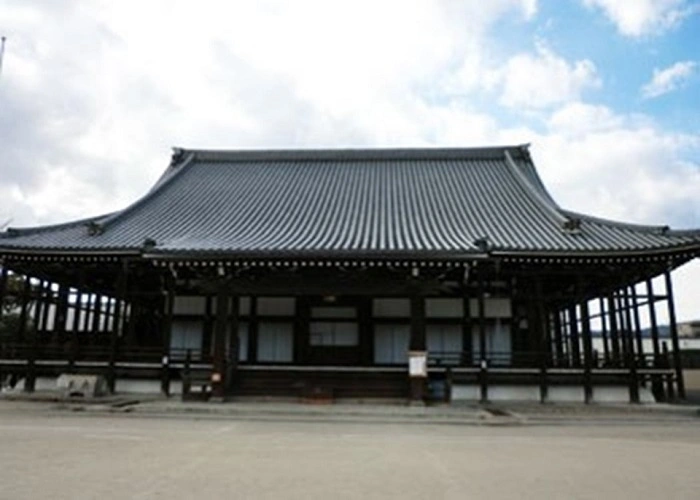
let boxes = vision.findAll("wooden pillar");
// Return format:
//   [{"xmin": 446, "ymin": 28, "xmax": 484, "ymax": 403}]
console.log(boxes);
[
  {"xmin": 247, "ymin": 297, "xmax": 258, "ymax": 363},
  {"xmin": 630, "ymin": 286, "xmax": 645, "ymax": 369},
  {"xmin": 160, "ymin": 283, "xmax": 174, "ymax": 396},
  {"xmin": 25, "ymin": 278, "xmax": 41, "ymax": 393},
  {"xmin": 552, "ymin": 306, "xmax": 564, "ymax": 367},
  {"xmin": 622, "ymin": 288, "xmax": 639, "ymax": 403},
  {"xmin": 81, "ymin": 293, "xmax": 93, "ymax": 333},
  {"xmin": 560, "ymin": 310, "xmax": 570, "ymax": 366},
  {"xmin": 662, "ymin": 341, "xmax": 675, "ymax": 401},
  {"xmin": 107, "ymin": 263, "xmax": 128, "ymax": 393},
  {"xmin": 91, "ymin": 293, "xmax": 103, "ymax": 336},
  {"xmin": 409, "ymin": 294, "xmax": 426, "ymax": 403},
  {"xmin": 646, "ymin": 279, "xmax": 664, "ymax": 401},
  {"xmin": 461, "ymin": 296, "xmax": 472, "ymax": 366},
  {"xmin": 664, "ymin": 270, "xmax": 685, "ymax": 399},
  {"xmin": 568, "ymin": 305, "xmax": 581, "ymax": 368},
  {"xmin": 477, "ymin": 278, "xmax": 488, "ymax": 403},
  {"xmin": 581, "ymin": 300, "xmax": 594, "ymax": 404},
  {"xmin": 32, "ymin": 280, "xmax": 46, "ymax": 336},
  {"xmin": 294, "ymin": 297, "xmax": 309, "ymax": 365},
  {"xmin": 607, "ymin": 295, "xmax": 621, "ymax": 366},
  {"xmin": 54, "ymin": 285, "xmax": 70, "ymax": 344},
  {"xmin": 358, "ymin": 297, "xmax": 373, "ymax": 366},
  {"xmin": 202, "ymin": 296, "xmax": 213, "ymax": 356},
  {"xmin": 534, "ymin": 279, "xmax": 548, "ymax": 403},
  {"xmin": 211, "ymin": 287, "xmax": 229, "ymax": 399},
  {"xmin": 16, "ymin": 276, "xmax": 31, "ymax": 343},
  {"xmin": 598, "ymin": 298, "xmax": 610, "ymax": 365},
  {"xmin": 226, "ymin": 295, "xmax": 239, "ymax": 395},
  {"xmin": 40, "ymin": 283, "xmax": 52, "ymax": 337},
  {"xmin": 646, "ymin": 280, "xmax": 661, "ymax": 363}
]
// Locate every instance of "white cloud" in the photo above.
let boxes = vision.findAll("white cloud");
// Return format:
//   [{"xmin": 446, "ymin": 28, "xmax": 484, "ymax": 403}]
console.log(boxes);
[
  {"xmin": 495, "ymin": 45, "xmax": 601, "ymax": 109},
  {"xmin": 642, "ymin": 61, "xmax": 697, "ymax": 98},
  {"xmin": 1, "ymin": 1, "xmax": 699, "ymax": 321},
  {"xmin": 538, "ymin": 102, "xmax": 700, "ymax": 228},
  {"xmin": 583, "ymin": 0, "xmax": 695, "ymax": 37}
]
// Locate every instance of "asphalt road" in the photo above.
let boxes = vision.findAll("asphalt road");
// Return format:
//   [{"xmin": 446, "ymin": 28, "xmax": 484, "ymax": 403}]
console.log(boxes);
[{"xmin": 1, "ymin": 411, "xmax": 699, "ymax": 500}]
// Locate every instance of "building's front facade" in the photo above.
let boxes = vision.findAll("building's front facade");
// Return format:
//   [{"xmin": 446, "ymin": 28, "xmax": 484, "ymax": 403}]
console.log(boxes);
[{"xmin": 1, "ymin": 146, "xmax": 699, "ymax": 403}]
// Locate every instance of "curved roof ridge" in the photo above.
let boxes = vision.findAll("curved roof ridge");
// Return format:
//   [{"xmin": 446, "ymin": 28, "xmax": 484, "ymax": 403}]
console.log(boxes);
[
  {"xmin": 503, "ymin": 150, "xmax": 570, "ymax": 228},
  {"xmin": 561, "ymin": 209, "xmax": 673, "ymax": 234},
  {"xmin": 187, "ymin": 144, "xmax": 532, "ymax": 163},
  {"xmin": 96, "ymin": 151, "xmax": 196, "ymax": 233},
  {"xmin": 1, "ymin": 213, "xmax": 113, "ymax": 239}
]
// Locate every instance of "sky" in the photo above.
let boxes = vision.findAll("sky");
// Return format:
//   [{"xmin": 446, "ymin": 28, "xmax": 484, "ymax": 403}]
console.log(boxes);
[{"xmin": 0, "ymin": 0, "xmax": 699, "ymax": 320}]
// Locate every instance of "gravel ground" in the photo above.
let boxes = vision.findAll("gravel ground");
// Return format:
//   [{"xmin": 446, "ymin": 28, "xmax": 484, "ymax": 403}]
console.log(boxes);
[{"xmin": 1, "ymin": 408, "xmax": 700, "ymax": 500}]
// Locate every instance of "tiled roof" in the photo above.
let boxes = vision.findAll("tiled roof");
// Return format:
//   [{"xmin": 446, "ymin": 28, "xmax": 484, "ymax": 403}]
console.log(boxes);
[{"xmin": 2, "ymin": 145, "xmax": 699, "ymax": 259}]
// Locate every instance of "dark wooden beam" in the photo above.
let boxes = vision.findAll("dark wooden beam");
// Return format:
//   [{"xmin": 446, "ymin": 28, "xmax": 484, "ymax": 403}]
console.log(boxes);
[
  {"xmin": 607, "ymin": 294, "xmax": 621, "ymax": 367},
  {"xmin": 160, "ymin": 281, "xmax": 174, "ymax": 396},
  {"xmin": 211, "ymin": 287, "xmax": 229, "ymax": 399},
  {"xmin": 598, "ymin": 297, "xmax": 609, "ymax": 364},
  {"xmin": 664, "ymin": 270, "xmax": 685, "ymax": 399},
  {"xmin": 581, "ymin": 299, "xmax": 594, "ymax": 404},
  {"xmin": 630, "ymin": 286, "xmax": 644, "ymax": 372},
  {"xmin": 552, "ymin": 306, "xmax": 564, "ymax": 367},
  {"xmin": 226, "ymin": 295, "xmax": 239, "ymax": 395},
  {"xmin": 568, "ymin": 305, "xmax": 581, "ymax": 368},
  {"xmin": 247, "ymin": 297, "xmax": 258, "ymax": 363},
  {"xmin": 622, "ymin": 288, "xmax": 639, "ymax": 403},
  {"xmin": 477, "ymin": 278, "xmax": 488, "ymax": 403}
]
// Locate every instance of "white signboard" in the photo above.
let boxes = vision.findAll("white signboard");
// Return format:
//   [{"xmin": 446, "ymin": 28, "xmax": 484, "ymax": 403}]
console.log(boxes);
[{"xmin": 409, "ymin": 351, "xmax": 427, "ymax": 378}]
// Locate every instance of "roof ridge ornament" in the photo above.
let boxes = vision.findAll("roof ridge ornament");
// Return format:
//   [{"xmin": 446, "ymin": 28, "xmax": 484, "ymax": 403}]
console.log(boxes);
[
  {"xmin": 170, "ymin": 148, "xmax": 186, "ymax": 167},
  {"xmin": 473, "ymin": 236, "xmax": 491, "ymax": 253},
  {"xmin": 562, "ymin": 218, "xmax": 582, "ymax": 234},
  {"xmin": 503, "ymin": 150, "xmax": 582, "ymax": 235},
  {"xmin": 85, "ymin": 221, "xmax": 104, "ymax": 236}
]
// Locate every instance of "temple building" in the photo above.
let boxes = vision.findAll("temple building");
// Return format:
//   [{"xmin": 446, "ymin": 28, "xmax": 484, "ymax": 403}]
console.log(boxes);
[{"xmin": 1, "ymin": 145, "xmax": 699, "ymax": 403}]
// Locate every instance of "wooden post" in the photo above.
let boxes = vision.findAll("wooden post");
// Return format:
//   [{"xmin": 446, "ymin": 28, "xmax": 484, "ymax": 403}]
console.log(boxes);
[
  {"xmin": 568, "ymin": 305, "xmax": 581, "ymax": 367},
  {"xmin": 630, "ymin": 286, "xmax": 645, "ymax": 371},
  {"xmin": 160, "ymin": 284, "xmax": 174, "ymax": 396},
  {"xmin": 552, "ymin": 306, "xmax": 564, "ymax": 367},
  {"xmin": 359, "ymin": 297, "xmax": 373, "ymax": 366},
  {"xmin": 662, "ymin": 341, "xmax": 675, "ymax": 401},
  {"xmin": 534, "ymin": 279, "xmax": 549, "ymax": 403},
  {"xmin": 91, "ymin": 294, "xmax": 103, "ymax": 338},
  {"xmin": 211, "ymin": 287, "xmax": 229, "ymax": 400},
  {"xmin": 646, "ymin": 280, "xmax": 661, "ymax": 363},
  {"xmin": 181, "ymin": 349, "xmax": 192, "ymax": 400},
  {"xmin": 477, "ymin": 278, "xmax": 488, "ymax": 403},
  {"xmin": 294, "ymin": 297, "xmax": 309, "ymax": 365},
  {"xmin": 247, "ymin": 297, "xmax": 258, "ymax": 363},
  {"xmin": 32, "ymin": 280, "xmax": 45, "ymax": 337},
  {"xmin": 107, "ymin": 263, "xmax": 128, "ymax": 393},
  {"xmin": 607, "ymin": 295, "xmax": 621, "ymax": 367},
  {"xmin": 461, "ymin": 295, "xmax": 472, "ymax": 366},
  {"xmin": 54, "ymin": 285, "xmax": 69, "ymax": 345},
  {"xmin": 40, "ymin": 283, "xmax": 52, "ymax": 337},
  {"xmin": 646, "ymin": 279, "xmax": 664, "ymax": 401},
  {"xmin": 598, "ymin": 297, "xmax": 610, "ymax": 365},
  {"xmin": 16, "ymin": 276, "xmax": 31, "ymax": 343},
  {"xmin": 226, "ymin": 295, "xmax": 240, "ymax": 395},
  {"xmin": 409, "ymin": 294, "xmax": 426, "ymax": 403},
  {"xmin": 25, "ymin": 278, "xmax": 39, "ymax": 393},
  {"xmin": 664, "ymin": 270, "xmax": 685, "ymax": 400},
  {"xmin": 622, "ymin": 289, "xmax": 639, "ymax": 403},
  {"xmin": 581, "ymin": 300, "xmax": 594, "ymax": 404}
]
